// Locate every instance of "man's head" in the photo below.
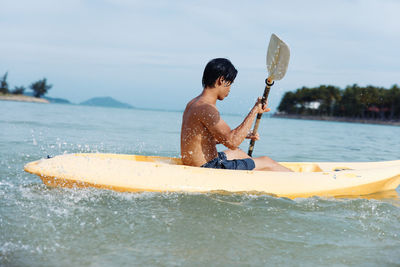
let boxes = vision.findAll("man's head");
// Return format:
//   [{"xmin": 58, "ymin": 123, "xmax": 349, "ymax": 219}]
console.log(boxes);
[{"xmin": 202, "ymin": 58, "xmax": 237, "ymax": 89}]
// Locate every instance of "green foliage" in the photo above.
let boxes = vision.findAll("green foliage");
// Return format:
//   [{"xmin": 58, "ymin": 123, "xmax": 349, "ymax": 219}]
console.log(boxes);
[
  {"xmin": 0, "ymin": 72, "xmax": 9, "ymax": 94},
  {"xmin": 29, "ymin": 78, "xmax": 52, "ymax": 98},
  {"xmin": 278, "ymin": 84, "xmax": 400, "ymax": 120},
  {"xmin": 11, "ymin": 86, "xmax": 25, "ymax": 95}
]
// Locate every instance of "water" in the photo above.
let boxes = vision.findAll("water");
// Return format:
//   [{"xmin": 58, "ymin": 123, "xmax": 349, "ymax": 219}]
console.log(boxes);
[{"xmin": 1, "ymin": 101, "xmax": 400, "ymax": 266}]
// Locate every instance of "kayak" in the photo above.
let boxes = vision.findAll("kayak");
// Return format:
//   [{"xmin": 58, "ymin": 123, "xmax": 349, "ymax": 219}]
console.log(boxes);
[{"xmin": 24, "ymin": 153, "xmax": 400, "ymax": 199}]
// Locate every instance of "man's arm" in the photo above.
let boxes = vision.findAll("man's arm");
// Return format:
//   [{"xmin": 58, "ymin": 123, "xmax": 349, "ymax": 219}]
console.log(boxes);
[{"xmin": 199, "ymin": 98, "xmax": 269, "ymax": 150}]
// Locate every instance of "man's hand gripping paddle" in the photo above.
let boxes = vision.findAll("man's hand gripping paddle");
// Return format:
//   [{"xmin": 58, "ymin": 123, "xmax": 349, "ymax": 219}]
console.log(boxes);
[{"xmin": 247, "ymin": 34, "xmax": 290, "ymax": 157}]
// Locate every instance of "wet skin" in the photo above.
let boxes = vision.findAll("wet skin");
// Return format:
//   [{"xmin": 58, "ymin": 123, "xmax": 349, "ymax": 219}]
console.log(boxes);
[{"xmin": 180, "ymin": 77, "xmax": 292, "ymax": 172}]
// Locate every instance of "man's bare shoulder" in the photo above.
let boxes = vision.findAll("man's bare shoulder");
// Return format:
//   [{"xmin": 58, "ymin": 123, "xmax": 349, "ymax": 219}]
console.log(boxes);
[
  {"xmin": 185, "ymin": 98, "xmax": 217, "ymax": 115},
  {"xmin": 189, "ymin": 100, "xmax": 220, "ymax": 121}
]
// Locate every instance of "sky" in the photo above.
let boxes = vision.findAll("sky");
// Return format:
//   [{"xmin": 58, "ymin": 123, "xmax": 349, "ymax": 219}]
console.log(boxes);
[{"xmin": 1, "ymin": 0, "xmax": 399, "ymax": 113}]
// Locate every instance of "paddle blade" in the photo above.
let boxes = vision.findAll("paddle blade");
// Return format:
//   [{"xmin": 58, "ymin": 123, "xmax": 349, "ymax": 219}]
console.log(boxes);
[{"xmin": 266, "ymin": 34, "xmax": 290, "ymax": 81}]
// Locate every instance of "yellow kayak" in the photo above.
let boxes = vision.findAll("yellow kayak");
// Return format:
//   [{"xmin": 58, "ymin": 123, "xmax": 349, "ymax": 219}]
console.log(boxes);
[{"xmin": 24, "ymin": 153, "xmax": 400, "ymax": 199}]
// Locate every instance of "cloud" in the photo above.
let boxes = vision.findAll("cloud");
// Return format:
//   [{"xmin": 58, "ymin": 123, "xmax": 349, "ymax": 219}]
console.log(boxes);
[{"xmin": 0, "ymin": 0, "xmax": 399, "ymax": 112}]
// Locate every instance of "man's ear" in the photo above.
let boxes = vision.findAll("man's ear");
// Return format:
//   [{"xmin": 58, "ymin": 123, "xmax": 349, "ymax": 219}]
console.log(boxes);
[{"xmin": 216, "ymin": 76, "xmax": 224, "ymax": 86}]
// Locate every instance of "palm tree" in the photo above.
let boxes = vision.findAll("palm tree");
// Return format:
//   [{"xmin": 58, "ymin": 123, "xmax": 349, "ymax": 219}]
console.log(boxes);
[
  {"xmin": 11, "ymin": 86, "xmax": 25, "ymax": 95},
  {"xmin": 0, "ymin": 72, "xmax": 9, "ymax": 94},
  {"xmin": 341, "ymin": 84, "xmax": 363, "ymax": 118},
  {"xmin": 30, "ymin": 78, "xmax": 52, "ymax": 98},
  {"xmin": 387, "ymin": 84, "xmax": 400, "ymax": 120},
  {"xmin": 278, "ymin": 91, "xmax": 297, "ymax": 114}
]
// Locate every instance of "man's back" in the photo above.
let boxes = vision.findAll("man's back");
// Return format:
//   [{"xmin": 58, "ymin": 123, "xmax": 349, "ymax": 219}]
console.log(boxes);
[{"xmin": 180, "ymin": 96, "xmax": 219, "ymax": 167}]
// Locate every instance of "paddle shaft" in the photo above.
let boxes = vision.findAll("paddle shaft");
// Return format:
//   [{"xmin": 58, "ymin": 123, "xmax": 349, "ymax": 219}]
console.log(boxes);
[{"xmin": 248, "ymin": 78, "xmax": 274, "ymax": 157}]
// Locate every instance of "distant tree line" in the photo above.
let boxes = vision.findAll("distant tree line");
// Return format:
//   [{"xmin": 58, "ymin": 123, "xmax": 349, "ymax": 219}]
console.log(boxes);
[
  {"xmin": 277, "ymin": 84, "xmax": 400, "ymax": 120},
  {"xmin": 0, "ymin": 72, "xmax": 52, "ymax": 98}
]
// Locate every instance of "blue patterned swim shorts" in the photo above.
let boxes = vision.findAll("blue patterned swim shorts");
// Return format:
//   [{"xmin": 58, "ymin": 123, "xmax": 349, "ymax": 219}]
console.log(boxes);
[{"xmin": 201, "ymin": 152, "xmax": 255, "ymax": 170}]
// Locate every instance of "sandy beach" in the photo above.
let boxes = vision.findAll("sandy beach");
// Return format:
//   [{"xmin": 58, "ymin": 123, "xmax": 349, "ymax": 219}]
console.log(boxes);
[{"xmin": 0, "ymin": 94, "xmax": 49, "ymax": 103}]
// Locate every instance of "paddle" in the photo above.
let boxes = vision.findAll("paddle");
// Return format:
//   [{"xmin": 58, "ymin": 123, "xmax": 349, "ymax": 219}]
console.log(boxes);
[{"xmin": 248, "ymin": 34, "xmax": 290, "ymax": 156}]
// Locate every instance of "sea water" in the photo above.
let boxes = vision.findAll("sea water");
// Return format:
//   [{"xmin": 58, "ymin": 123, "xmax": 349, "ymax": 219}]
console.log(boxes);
[{"xmin": 1, "ymin": 101, "xmax": 400, "ymax": 266}]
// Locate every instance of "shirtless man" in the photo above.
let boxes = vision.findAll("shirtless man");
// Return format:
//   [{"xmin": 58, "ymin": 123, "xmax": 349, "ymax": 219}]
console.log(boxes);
[{"xmin": 180, "ymin": 58, "xmax": 292, "ymax": 172}]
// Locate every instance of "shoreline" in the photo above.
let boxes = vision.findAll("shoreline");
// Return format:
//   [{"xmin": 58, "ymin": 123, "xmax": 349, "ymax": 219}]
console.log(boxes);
[
  {"xmin": 273, "ymin": 114, "xmax": 400, "ymax": 126},
  {"xmin": 0, "ymin": 94, "xmax": 49, "ymax": 103}
]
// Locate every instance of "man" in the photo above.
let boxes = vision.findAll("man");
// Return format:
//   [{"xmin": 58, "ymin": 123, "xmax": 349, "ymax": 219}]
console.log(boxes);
[{"xmin": 181, "ymin": 58, "xmax": 292, "ymax": 172}]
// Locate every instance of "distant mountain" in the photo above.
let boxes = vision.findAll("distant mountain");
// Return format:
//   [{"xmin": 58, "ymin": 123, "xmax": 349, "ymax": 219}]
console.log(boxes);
[{"xmin": 80, "ymin": 97, "xmax": 134, "ymax": 109}]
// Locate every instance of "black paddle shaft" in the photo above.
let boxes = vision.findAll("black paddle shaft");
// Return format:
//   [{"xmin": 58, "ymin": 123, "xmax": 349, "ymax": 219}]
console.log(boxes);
[{"xmin": 247, "ymin": 78, "xmax": 274, "ymax": 157}]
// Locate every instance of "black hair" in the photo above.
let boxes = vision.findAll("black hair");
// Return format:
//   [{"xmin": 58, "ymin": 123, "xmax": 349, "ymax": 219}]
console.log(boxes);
[{"xmin": 202, "ymin": 58, "xmax": 238, "ymax": 88}]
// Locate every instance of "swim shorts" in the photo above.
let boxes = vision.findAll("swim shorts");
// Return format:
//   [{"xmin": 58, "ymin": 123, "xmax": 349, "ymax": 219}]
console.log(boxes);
[{"xmin": 201, "ymin": 152, "xmax": 255, "ymax": 170}]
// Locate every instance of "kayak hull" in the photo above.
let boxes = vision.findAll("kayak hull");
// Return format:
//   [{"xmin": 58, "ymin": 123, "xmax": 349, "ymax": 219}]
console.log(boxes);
[{"xmin": 24, "ymin": 153, "xmax": 400, "ymax": 199}]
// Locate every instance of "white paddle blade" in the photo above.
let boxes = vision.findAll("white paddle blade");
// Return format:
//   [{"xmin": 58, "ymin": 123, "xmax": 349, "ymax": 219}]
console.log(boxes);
[{"xmin": 266, "ymin": 33, "xmax": 290, "ymax": 81}]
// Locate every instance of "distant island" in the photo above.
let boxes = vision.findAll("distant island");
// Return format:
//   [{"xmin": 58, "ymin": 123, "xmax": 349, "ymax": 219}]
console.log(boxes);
[
  {"xmin": 1, "ymin": 72, "xmax": 54, "ymax": 103},
  {"xmin": 275, "ymin": 84, "xmax": 400, "ymax": 126},
  {"xmin": 1, "ymin": 93, "xmax": 135, "ymax": 109},
  {"xmin": 80, "ymin": 97, "xmax": 134, "ymax": 109},
  {"xmin": 0, "ymin": 72, "xmax": 135, "ymax": 109}
]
